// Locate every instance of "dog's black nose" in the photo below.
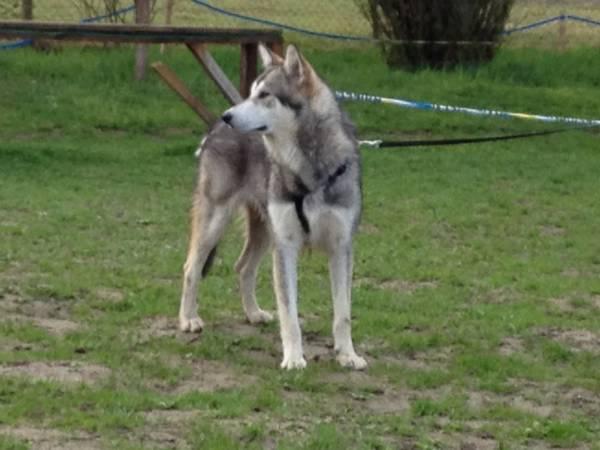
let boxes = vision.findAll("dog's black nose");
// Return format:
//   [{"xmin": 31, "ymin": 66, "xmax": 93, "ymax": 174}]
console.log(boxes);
[{"xmin": 222, "ymin": 112, "xmax": 232, "ymax": 124}]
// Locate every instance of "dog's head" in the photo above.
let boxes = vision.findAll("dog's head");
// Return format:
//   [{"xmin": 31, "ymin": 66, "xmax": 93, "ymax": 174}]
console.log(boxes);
[{"xmin": 222, "ymin": 44, "xmax": 321, "ymax": 135}]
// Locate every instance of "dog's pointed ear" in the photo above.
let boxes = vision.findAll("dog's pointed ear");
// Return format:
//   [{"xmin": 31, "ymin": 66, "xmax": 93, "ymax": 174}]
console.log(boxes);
[
  {"xmin": 258, "ymin": 43, "xmax": 283, "ymax": 67},
  {"xmin": 283, "ymin": 45, "xmax": 314, "ymax": 81}
]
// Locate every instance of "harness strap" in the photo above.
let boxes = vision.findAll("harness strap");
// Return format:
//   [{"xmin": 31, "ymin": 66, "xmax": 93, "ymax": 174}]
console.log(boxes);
[
  {"xmin": 290, "ymin": 161, "xmax": 349, "ymax": 234},
  {"xmin": 293, "ymin": 194, "xmax": 311, "ymax": 234}
]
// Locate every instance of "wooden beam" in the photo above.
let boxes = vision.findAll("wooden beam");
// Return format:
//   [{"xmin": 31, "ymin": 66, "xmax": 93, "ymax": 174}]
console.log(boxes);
[
  {"xmin": 240, "ymin": 43, "xmax": 257, "ymax": 99},
  {"xmin": 135, "ymin": 0, "xmax": 151, "ymax": 80},
  {"xmin": 152, "ymin": 61, "xmax": 217, "ymax": 126},
  {"xmin": 0, "ymin": 21, "xmax": 283, "ymax": 45},
  {"xmin": 187, "ymin": 42, "xmax": 243, "ymax": 105}
]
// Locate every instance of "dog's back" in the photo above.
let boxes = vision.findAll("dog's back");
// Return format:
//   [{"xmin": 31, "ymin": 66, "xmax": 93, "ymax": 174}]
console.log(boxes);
[{"xmin": 195, "ymin": 121, "xmax": 269, "ymax": 215}]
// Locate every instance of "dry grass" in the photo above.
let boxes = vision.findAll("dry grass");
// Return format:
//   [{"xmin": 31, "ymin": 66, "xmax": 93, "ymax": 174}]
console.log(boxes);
[{"xmin": 1, "ymin": 0, "xmax": 598, "ymax": 48}]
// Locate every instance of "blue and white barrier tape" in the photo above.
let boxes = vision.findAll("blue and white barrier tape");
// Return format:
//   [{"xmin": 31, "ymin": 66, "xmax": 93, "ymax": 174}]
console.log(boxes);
[{"xmin": 335, "ymin": 90, "xmax": 600, "ymax": 127}]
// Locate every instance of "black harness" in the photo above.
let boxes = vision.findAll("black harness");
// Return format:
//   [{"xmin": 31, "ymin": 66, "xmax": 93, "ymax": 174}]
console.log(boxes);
[{"xmin": 287, "ymin": 162, "xmax": 348, "ymax": 234}]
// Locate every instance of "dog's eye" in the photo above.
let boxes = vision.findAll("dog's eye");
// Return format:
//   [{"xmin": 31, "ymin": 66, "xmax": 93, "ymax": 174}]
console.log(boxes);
[{"xmin": 258, "ymin": 91, "xmax": 270, "ymax": 99}]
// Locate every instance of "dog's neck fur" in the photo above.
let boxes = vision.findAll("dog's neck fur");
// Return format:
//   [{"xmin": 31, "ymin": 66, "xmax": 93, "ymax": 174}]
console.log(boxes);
[{"xmin": 263, "ymin": 83, "xmax": 356, "ymax": 192}]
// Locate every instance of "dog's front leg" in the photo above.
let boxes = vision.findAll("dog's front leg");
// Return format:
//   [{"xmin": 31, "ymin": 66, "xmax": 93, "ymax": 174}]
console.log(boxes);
[
  {"xmin": 329, "ymin": 244, "xmax": 367, "ymax": 370},
  {"xmin": 273, "ymin": 242, "xmax": 306, "ymax": 370}
]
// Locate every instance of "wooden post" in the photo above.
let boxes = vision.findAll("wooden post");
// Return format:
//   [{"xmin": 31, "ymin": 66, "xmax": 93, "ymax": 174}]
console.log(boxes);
[
  {"xmin": 22, "ymin": 0, "xmax": 33, "ymax": 20},
  {"xmin": 240, "ymin": 43, "xmax": 257, "ymax": 98},
  {"xmin": 268, "ymin": 41, "xmax": 283, "ymax": 58},
  {"xmin": 152, "ymin": 62, "xmax": 217, "ymax": 125},
  {"xmin": 187, "ymin": 43, "xmax": 243, "ymax": 105},
  {"xmin": 134, "ymin": 0, "xmax": 151, "ymax": 80},
  {"xmin": 558, "ymin": 12, "xmax": 568, "ymax": 52},
  {"xmin": 160, "ymin": 0, "xmax": 176, "ymax": 54}
]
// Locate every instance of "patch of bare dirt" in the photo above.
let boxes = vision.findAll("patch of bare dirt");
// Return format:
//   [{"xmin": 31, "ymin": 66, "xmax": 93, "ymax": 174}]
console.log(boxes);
[
  {"xmin": 366, "ymin": 391, "xmax": 411, "ymax": 414},
  {"xmin": 94, "ymin": 287, "xmax": 125, "ymax": 303},
  {"xmin": 479, "ymin": 286, "xmax": 518, "ymax": 304},
  {"xmin": 380, "ymin": 348, "xmax": 451, "ymax": 370},
  {"xmin": 0, "ymin": 361, "xmax": 110, "ymax": 385},
  {"xmin": 0, "ymin": 291, "xmax": 80, "ymax": 336},
  {"xmin": 561, "ymin": 268, "xmax": 581, "ymax": 278},
  {"xmin": 0, "ymin": 339, "xmax": 36, "ymax": 353},
  {"xmin": 141, "ymin": 316, "xmax": 180, "ymax": 340},
  {"xmin": 476, "ymin": 379, "xmax": 600, "ymax": 421},
  {"xmin": 359, "ymin": 222, "xmax": 380, "ymax": 235},
  {"xmin": 163, "ymin": 359, "xmax": 256, "ymax": 395},
  {"xmin": 428, "ymin": 431, "xmax": 499, "ymax": 450},
  {"xmin": 0, "ymin": 425, "xmax": 102, "ymax": 450},
  {"xmin": 538, "ymin": 327, "xmax": 600, "ymax": 353},
  {"xmin": 538, "ymin": 225, "xmax": 566, "ymax": 237},
  {"xmin": 498, "ymin": 337, "xmax": 525, "ymax": 356},
  {"xmin": 137, "ymin": 409, "xmax": 199, "ymax": 449},
  {"xmin": 354, "ymin": 277, "xmax": 438, "ymax": 294},
  {"xmin": 143, "ymin": 409, "xmax": 199, "ymax": 425},
  {"xmin": 137, "ymin": 316, "xmax": 204, "ymax": 345},
  {"xmin": 467, "ymin": 389, "xmax": 555, "ymax": 418},
  {"xmin": 548, "ymin": 297, "xmax": 574, "ymax": 313}
]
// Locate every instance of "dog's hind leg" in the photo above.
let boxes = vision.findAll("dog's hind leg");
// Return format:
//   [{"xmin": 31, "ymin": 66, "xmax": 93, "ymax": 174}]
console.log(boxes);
[
  {"xmin": 179, "ymin": 197, "xmax": 233, "ymax": 333},
  {"xmin": 329, "ymin": 244, "xmax": 367, "ymax": 370},
  {"xmin": 235, "ymin": 206, "xmax": 273, "ymax": 324}
]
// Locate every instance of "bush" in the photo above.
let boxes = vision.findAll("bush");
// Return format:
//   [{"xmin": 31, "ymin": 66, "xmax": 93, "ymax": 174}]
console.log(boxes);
[{"xmin": 358, "ymin": 0, "xmax": 515, "ymax": 69}]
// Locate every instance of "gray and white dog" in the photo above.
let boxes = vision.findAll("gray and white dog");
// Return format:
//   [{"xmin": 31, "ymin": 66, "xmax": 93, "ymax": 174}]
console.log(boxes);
[{"xmin": 179, "ymin": 44, "xmax": 366, "ymax": 370}]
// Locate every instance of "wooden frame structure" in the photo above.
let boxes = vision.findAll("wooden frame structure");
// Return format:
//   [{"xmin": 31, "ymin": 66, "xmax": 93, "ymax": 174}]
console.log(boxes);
[{"xmin": 0, "ymin": 21, "xmax": 283, "ymax": 124}]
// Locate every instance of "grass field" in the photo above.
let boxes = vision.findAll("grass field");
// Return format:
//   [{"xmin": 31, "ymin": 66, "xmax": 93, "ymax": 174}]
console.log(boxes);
[{"xmin": 1, "ymin": 43, "xmax": 600, "ymax": 449}]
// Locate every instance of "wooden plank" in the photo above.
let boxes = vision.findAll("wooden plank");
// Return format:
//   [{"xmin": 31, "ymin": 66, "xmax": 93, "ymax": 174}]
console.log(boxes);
[
  {"xmin": 240, "ymin": 43, "xmax": 257, "ymax": 98},
  {"xmin": 187, "ymin": 42, "xmax": 243, "ymax": 105},
  {"xmin": 0, "ymin": 21, "xmax": 283, "ymax": 44},
  {"xmin": 151, "ymin": 62, "xmax": 217, "ymax": 126},
  {"xmin": 135, "ymin": 0, "xmax": 151, "ymax": 80}
]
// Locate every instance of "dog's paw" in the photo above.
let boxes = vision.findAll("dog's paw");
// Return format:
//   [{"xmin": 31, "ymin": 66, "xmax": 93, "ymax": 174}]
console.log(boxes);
[
  {"xmin": 247, "ymin": 309, "xmax": 274, "ymax": 325},
  {"xmin": 337, "ymin": 352, "xmax": 368, "ymax": 370},
  {"xmin": 280, "ymin": 355, "xmax": 307, "ymax": 370},
  {"xmin": 179, "ymin": 315, "xmax": 204, "ymax": 333}
]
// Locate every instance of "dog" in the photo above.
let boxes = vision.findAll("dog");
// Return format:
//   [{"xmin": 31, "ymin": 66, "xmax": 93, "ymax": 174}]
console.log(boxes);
[{"xmin": 178, "ymin": 44, "xmax": 366, "ymax": 370}]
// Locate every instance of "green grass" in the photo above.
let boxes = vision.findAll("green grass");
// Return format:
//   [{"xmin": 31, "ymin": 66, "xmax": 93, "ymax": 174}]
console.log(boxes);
[{"xmin": 1, "ymin": 44, "xmax": 600, "ymax": 449}]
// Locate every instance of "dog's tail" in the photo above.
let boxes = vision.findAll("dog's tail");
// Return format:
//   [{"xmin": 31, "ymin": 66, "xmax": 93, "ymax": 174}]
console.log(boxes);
[{"xmin": 201, "ymin": 246, "xmax": 217, "ymax": 278}]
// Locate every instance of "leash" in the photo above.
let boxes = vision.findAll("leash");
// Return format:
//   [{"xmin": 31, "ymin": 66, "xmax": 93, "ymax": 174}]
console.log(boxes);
[{"xmin": 358, "ymin": 126, "xmax": 596, "ymax": 149}]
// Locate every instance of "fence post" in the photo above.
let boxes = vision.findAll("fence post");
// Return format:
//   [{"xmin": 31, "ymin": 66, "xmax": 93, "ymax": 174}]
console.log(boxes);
[
  {"xmin": 558, "ymin": 12, "xmax": 568, "ymax": 52},
  {"xmin": 22, "ymin": 0, "xmax": 33, "ymax": 20},
  {"xmin": 161, "ymin": 0, "xmax": 176, "ymax": 54},
  {"xmin": 134, "ymin": 0, "xmax": 150, "ymax": 80}
]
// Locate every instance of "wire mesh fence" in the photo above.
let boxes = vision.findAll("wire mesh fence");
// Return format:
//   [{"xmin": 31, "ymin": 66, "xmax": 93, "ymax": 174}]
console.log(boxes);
[{"xmin": 0, "ymin": 0, "xmax": 598, "ymax": 47}]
